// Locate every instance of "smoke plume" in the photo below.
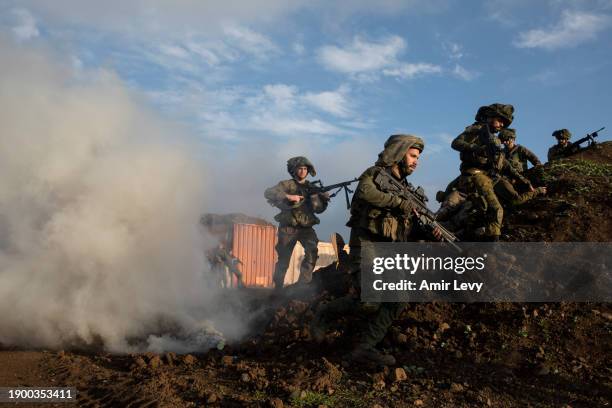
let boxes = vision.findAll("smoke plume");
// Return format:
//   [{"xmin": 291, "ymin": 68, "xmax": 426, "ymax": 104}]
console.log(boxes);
[{"xmin": 0, "ymin": 37, "xmax": 229, "ymax": 352}]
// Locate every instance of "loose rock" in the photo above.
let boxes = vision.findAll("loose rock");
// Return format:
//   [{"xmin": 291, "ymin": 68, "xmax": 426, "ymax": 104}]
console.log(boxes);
[{"xmin": 392, "ymin": 367, "xmax": 408, "ymax": 382}]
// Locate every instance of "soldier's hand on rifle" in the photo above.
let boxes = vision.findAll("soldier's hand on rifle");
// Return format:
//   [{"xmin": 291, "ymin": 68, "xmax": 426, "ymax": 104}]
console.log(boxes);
[
  {"xmin": 536, "ymin": 186, "xmax": 547, "ymax": 195},
  {"xmin": 320, "ymin": 192, "xmax": 331, "ymax": 201},
  {"xmin": 398, "ymin": 199, "xmax": 415, "ymax": 214},
  {"xmin": 432, "ymin": 226, "xmax": 444, "ymax": 241},
  {"xmin": 286, "ymin": 194, "xmax": 303, "ymax": 203}
]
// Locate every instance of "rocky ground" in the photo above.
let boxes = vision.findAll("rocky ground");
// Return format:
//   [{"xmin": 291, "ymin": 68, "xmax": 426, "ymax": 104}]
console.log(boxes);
[{"xmin": 1, "ymin": 142, "xmax": 611, "ymax": 407}]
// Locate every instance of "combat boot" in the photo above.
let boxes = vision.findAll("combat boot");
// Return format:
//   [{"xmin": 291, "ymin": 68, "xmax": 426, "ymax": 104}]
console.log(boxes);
[{"xmin": 350, "ymin": 345, "xmax": 396, "ymax": 366}]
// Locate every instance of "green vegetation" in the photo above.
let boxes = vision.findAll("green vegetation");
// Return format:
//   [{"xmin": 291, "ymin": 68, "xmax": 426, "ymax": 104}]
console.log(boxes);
[
  {"xmin": 291, "ymin": 391, "xmax": 336, "ymax": 407},
  {"xmin": 544, "ymin": 159, "xmax": 612, "ymax": 179}
]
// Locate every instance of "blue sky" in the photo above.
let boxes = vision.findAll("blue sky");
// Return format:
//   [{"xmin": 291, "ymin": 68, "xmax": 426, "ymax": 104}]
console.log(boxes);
[{"xmin": 2, "ymin": 0, "xmax": 611, "ymax": 240}]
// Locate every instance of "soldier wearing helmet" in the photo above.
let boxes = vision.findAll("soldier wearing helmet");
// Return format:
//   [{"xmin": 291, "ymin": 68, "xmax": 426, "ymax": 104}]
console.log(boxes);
[
  {"xmin": 498, "ymin": 128, "xmax": 541, "ymax": 173},
  {"xmin": 548, "ymin": 129, "xmax": 577, "ymax": 161},
  {"xmin": 450, "ymin": 103, "xmax": 534, "ymax": 241},
  {"xmin": 264, "ymin": 156, "xmax": 329, "ymax": 289},
  {"xmin": 310, "ymin": 134, "xmax": 443, "ymax": 367}
]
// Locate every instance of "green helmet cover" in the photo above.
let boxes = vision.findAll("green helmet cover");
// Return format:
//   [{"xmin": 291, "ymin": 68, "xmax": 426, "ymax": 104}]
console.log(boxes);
[
  {"xmin": 475, "ymin": 103, "xmax": 514, "ymax": 127},
  {"xmin": 552, "ymin": 129, "xmax": 571, "ymax": 140},
  {"xmin": 287, "ymin": 156, "xmax": 316, "ymax": 177},
  {"xmin": 498, "ymin": 128, "xmax": 517, "ymax": 141}
]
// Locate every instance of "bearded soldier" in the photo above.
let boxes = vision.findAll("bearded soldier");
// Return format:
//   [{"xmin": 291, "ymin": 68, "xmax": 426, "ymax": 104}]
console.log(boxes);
[
  {"xmin": 548, "ymin": 129, "xmax": 577, "ymax": 161},
  {"xmin": 264, "ymin": 157, "xmax": 329, "ymax": 289},
  {"xmin": 450, "ymin": 104, "xmax": 536, "ymax": 241},
  {"xmin": 499, "ymin": 128, "xmax": 541, "ymax": 173},
  {"xmin": 310, "ymin": 134, "xmax": 442, "ymax": 366}
]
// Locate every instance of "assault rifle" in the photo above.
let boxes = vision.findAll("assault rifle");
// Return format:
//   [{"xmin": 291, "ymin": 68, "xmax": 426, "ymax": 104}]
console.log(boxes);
[
  {"xmin": 310, "ymin": 178, "xmax": 359, "ymax": 209},
  {"xmin": 376, "ymin": 170, "xmax": 461, "ymax": 252},
  {"xmin": 570, "ymin": 127, "xmax": 605, "ymax": 150},
  {"xmin": 277, "ymin": 178, "xmax": 359, "ymax": 210}
]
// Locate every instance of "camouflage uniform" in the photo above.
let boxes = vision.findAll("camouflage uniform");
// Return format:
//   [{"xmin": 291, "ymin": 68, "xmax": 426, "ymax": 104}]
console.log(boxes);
[
  {"xmin": 548, "ymin": 129, "xmax": 577, "ymax": 161},
  {"xmin": 312, "ymin": 135, "xmax": 431, "ymax": 365},
  {"xmin": 499, "ymin": 129, "xmax": 541, "ymax": 173},
  {"xmin": 496, "ymin": 128, "xmax": 545, "ymax": 206},
  {"xmin": 493, "ymin": 178, "xmax": 544, "ymax": 207},
  {"xmin": 451, "ymin": 104, "xmax": 532, "ymax": 240},
  {"xmin": 264, "ymin": 157, "xmax": 328, "ymax": 288},
  {"xmin": 208, "ymin": 246, "xmax": 244, "ymax": 288}
]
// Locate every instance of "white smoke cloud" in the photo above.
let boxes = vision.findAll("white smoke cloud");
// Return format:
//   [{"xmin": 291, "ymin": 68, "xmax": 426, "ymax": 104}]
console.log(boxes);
[{"xmin": 0, "ymin": 36, "xmax": 238, "ymax": 353}]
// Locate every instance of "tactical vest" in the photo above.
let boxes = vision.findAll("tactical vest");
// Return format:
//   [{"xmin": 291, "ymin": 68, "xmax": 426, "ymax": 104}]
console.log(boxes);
[
  {"xmin": 506, "ymin": 146, "xmax": 526, "ymax": 172},
  {"xmin": 457, "ymin": 125, "xmax": 503, "ymax": 173},
  {"xmin": 347, "ymin": 167, "xmax": 415, "ymax": 242},
  {"xmin": 272, "ymin": 180, "xmax": 321, "ymax": 228}
]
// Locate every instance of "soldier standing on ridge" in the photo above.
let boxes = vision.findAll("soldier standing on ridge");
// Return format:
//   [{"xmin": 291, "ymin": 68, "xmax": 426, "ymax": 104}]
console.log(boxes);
[
  {"xmin": 264, "ymin": 157, "xmax": 329, "ymax": 289},
  {"xmin": 548, "ymin": 129, "xmax": 577, "ymax": 161}
]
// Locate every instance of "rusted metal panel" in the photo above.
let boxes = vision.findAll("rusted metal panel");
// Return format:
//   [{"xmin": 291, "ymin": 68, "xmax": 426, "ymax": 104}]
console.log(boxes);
[{"xmin": 232, "ymin": 223, "xmax": 277, "ymax": 288}]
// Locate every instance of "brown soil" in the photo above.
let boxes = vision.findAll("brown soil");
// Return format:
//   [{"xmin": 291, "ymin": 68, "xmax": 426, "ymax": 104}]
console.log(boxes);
[{"xmin": 1, "ymin": 143, "xmax": 611, "ymax": 408}]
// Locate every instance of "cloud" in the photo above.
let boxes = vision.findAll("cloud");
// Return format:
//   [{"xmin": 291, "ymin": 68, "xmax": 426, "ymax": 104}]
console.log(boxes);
[
  {"xmin": 317, "ymin": 36, "xmax": 443, "ymax": 82},
  {"xmin": 451, "ymin": 64, "xmax": 479, "ymax": 81},
  {"xmin": 382, "ymin": 63, "xmax": 442, "ymax": 79},
  {"xmin": 528, "ymin": 68, "xmax": 565, "ymax": 85},
  {"xmin": 263, "ymin": 83, "xmax": 298, "ymax": 103},
  {"xmin": 147, "ymin": 80, "xmax": 361, "ymax": 141},
  {"xmin": 318, "ymin": 36, "xmax": 406, "ymax": 74},
  {"xmin": 514, "ymin": 10, "xmax": 611, "ymax": 49},
  {"xmin": 8, "ymin": 1, "xmax": 452, "ymax": 38},
  {"xmin": 222, "ymin": 24, "xmax": 279, "ymax": 59},
  {"xmin": 293, "ymin": 42, "xmax": 306, "ymax": 55},
  {"xmin": 250, "ymin": 114, "xmax": 343, "ymax": 135},
  {"xmin": 11, "ymin": 8, "xmax": 39, "ymax": 40},
  {"xmin": 159, "ymin": 44, "xmax": 191, "ymax": 59},
  {"xmin": 443, "ymin": 42, "xmax": 464, "ymax": 60},
  {"xmin": 243, "ymin": 84, "xmax": 355, "ymax": 136},
  {"xmin": 302, "ymin": 87, "xmax": 351, "ymax": 117},
  {"xmin": 9, "ymin": 1, "xmax": 304, "ymax": 37},
  {"xmin": 484, "ymin": 0, "xmax": 534, "ymax": 25},
  {"xmin": 140, "ymin": 23, "xmax": 279, "ymax": 76}
]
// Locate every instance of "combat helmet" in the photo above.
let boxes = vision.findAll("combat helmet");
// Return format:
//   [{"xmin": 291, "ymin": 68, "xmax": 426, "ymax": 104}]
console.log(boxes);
[
  {"xmin": 475, "ymin": 103, "xmax": 514, "ymax": 127},
  {"xmin": 552, "ymin": 129, "xmax": 571, "ymax": 140},
  {"xmin": 287, "ymin": 156, "xmax": 316, "ymax": 177},
  {"xmin": 375, "ymin": 134, "xmax": 425, "ymax": 167},
  {"xmin": 498, "ymin": 128, "xmax": 516, "ymax": 142}
]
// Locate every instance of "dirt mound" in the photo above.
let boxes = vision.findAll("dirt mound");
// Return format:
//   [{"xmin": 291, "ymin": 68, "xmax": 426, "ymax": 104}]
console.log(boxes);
[
  {"xmin": 505, "ymin": 141, "xmax": 612, "ymax": 242},
  {"xmin": 22, "ymin": 298, "xmax": 610, "ymax": 407}
]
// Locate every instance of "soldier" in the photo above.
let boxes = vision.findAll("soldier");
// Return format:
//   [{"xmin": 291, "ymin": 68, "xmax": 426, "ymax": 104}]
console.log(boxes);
[
  {"xmin": 311, "ymin": 134, "xmax": 442, "ymax": 366},
  {"xmin": 548, "ymin": 129, "xmax": 577, "ymax": 161},
  {"xmin": 496, "ymin": 128, "xmax": 547, "ymax": 206},
  {"xmin": 494, "ymin": 175, "xmax": 546, "ymax": 208},
  {"xmin": 499, "ymin": 128, "xmax": 541, "ymax": 173},
  {"xmin": 264, "ymin": 157, "xmax": 329, "ymax": 289},
  {"xmin": 207, "ymin": 243, "xmax": 245, "ymax": 288},
  {"xmin": 450, "ymin": 103, "xmax": 534, "ymax": 241}
]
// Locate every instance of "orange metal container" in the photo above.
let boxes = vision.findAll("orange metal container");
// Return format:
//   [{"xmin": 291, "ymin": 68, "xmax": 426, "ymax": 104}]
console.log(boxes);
[{"xmin": 231, "ymin": 223, "xmax": 278, "ymax": 288}]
